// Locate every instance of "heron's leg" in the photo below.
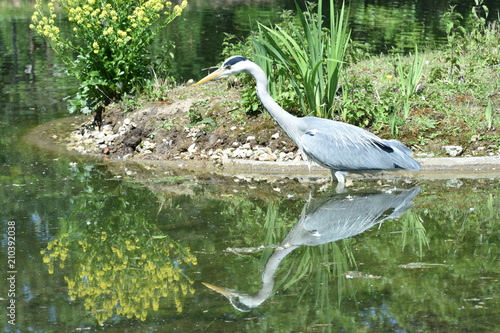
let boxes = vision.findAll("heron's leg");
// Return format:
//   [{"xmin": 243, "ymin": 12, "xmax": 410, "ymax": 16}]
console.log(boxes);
[{"xmin": 332, "ymin": 170, "xmax": 347, "ymax": 193}]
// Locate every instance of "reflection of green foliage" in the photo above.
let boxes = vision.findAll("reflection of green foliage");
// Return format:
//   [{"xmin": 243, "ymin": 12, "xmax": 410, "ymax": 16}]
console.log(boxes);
[{"xmin": 41, "ymin": 165, "xmax": 197, "ymax": 325}]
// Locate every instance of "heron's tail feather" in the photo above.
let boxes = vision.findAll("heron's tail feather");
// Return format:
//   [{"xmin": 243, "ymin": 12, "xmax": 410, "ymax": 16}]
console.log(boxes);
[
  {"xmin": 387, "ymin": 139, "xmax": 414, "ymax": 155},
  {"xmin": 385, "ymin": 140, "xmax": 421, "ymax": 171}
]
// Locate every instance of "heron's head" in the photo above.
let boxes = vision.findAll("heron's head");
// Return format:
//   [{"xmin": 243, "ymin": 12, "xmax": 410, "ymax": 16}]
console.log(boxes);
[
  {"xmin": 195, "ymin": 56, "xmax": 250, "ymax": 86},
  {"xmin": 202, "ymin": 282, "xmax": 255, "ymax": 312}
]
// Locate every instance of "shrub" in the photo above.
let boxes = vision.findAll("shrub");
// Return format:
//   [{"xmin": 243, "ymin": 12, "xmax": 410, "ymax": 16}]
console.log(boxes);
[{"xmin": 31, "ymin": 0, "xmax": 187, "ymax": 117}]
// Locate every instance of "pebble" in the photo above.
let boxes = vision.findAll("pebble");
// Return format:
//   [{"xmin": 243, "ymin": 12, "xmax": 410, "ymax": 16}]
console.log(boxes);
[
  {"xmin": 442, "ymin": 145, "xmax": 463, "ymax": 157},
  {"xmin": 66, "ymin": 117, "xmax": 304, "ymax": 162},
  {"xmin": 188, "ymin": 143, "xmax": 196, "ymax": 153}
]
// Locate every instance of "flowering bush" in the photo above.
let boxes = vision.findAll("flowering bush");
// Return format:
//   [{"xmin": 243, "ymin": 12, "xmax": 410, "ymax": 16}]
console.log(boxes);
[{"xmin": 31, "ymin": 0, "xmax": 187, "ymax": 115}]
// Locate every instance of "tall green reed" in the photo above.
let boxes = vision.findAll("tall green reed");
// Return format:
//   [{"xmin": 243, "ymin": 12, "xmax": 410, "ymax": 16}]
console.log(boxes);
[
  {"xmin": 252, "ymin": 0, "xmax": 350, "ymax": 118},
  {"xmin": 484, "ymin": 99, "xmax": 499, "ymax": 130},
  {"xmin": 397, "ymin": 47, "xmax": 425, "ymax": 119}
]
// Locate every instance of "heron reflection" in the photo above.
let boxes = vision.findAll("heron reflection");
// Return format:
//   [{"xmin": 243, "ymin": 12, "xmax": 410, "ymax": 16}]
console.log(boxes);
[{"xmin": 203, "ymin": 186, "xmax": 421, "ymax": 312}]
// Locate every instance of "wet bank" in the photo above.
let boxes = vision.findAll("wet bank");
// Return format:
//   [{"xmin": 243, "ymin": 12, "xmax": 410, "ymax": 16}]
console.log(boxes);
[{"xmin": 26, "ymin": 106, "xmax": 500, "ymax": 192}]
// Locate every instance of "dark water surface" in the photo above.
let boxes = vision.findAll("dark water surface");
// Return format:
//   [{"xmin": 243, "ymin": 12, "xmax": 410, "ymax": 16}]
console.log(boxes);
[{"xmin": 1, "ymin": 1, "xmax": 500, "ymax": 332}]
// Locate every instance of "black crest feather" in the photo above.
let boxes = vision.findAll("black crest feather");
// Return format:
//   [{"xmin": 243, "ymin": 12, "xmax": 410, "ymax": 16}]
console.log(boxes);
[{"xmin": 223, "ymin": 56, "xmax": 248, "ymax": 67}]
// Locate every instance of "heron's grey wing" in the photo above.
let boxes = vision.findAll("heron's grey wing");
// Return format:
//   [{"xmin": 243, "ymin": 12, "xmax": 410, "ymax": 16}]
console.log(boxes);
[{"xmin": 300, "ymin": 119, "xmax": 397, "ymax": 171}]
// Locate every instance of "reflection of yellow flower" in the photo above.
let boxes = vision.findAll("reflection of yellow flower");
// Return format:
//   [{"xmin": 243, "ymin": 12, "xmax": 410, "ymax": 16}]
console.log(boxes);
[{"xmin": 42, "ymin": 230, "xmax": 197, "ymax": 325}]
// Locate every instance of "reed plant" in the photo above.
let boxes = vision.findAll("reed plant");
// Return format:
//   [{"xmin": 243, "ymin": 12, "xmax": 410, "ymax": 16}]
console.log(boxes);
[
  {"xmin": 396, "ymin": 47, "xmax": 425, "ymax": 119},
  {"xmin": 252, "ymin": 0, "xmax": 350, "ymax": 118},
  {"xmin": 484, "ymin": 99, "xmax": 499, "ymax": 130}
]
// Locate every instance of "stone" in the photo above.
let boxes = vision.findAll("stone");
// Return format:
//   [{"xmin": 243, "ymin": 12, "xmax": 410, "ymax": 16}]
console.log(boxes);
[
  {"xmin": 188, "ymin": 143, "xmax": 196, "ymax": 153},
  {"xmin": 441, "ymin": 145, "xmax": 463, "ymax": 157},
  {"xmin": 232, "ymin": 149, "xmax": 247, "ymax": 158},
  {"xmin": 258, "ymin": 153, "xmax": 277, "ymax": 161},
  {"xmin": 94, "ymin": 131, "xmax": 105, "ymax": 140}
]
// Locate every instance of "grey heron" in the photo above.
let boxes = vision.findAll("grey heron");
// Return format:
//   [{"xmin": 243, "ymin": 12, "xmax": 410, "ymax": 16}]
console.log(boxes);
[
  {"xmin": 203, "ymin": 186, "xmax": 422, "ymax": 311},
  {"xmin": 196, "ymin": 56, "xmax": 421, "ymax": 189}
]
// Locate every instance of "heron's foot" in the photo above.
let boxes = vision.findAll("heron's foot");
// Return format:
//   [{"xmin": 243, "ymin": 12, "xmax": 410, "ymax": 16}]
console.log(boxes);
[{"xmin": 335, "ymin": 182, "xmax": 347, "ymax": 193}]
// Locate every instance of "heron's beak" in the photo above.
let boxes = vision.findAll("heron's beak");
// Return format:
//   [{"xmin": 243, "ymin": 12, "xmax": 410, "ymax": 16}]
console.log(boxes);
[
  {"xmin": 195, "ymin": 68, "xmax": 227, "ymax": 86},
  {"xmin": 202, "ymin": 282, "xmax": 234, "ymax": 298}
]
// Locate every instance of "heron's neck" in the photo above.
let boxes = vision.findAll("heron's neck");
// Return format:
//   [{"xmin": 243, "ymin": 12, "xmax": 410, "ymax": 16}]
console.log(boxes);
[
  {"xmin": 245, "ymin": 62, "xmax": 302, "ymax": 143},
  {"xmin": 252, "ymin": 245, "xmax": 297, "ymax": 305}
]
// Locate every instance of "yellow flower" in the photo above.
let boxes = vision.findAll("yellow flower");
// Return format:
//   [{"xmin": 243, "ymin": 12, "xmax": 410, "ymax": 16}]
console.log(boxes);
[
  {"xmin": 94, "ymin": 49, "xmax": 99, "ymax": 54},
  {"xmin": 93, "ymin": 42, "xmax": 99, "ymax": 48},
  {"xmin": 386, "ymin": 75, "xmax": 393, "ymax": 80},
  {"xmin": 173, "ymin": 5, "xmax": 182, "ymax": 16}
]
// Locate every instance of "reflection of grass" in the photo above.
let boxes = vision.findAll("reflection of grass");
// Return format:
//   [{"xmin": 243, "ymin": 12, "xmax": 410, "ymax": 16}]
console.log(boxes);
[
  {"xmin": 401, "ymin": 210, "xmax": 430, "ymax": 258},
  {"xmin": 41, "ymin": 186, "xmax": 197, "ymax": 325}
]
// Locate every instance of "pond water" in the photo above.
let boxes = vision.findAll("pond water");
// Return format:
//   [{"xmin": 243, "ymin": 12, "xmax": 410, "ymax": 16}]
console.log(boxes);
[{"xmin": 1, "ymin": 1, "xmax": 500, "ymax": 332}]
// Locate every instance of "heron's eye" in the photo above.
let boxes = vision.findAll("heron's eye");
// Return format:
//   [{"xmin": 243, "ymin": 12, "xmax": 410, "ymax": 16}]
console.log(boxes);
[{"xmin": 226, "ymin": 65, "xmax": 232, "ymax": 70}]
